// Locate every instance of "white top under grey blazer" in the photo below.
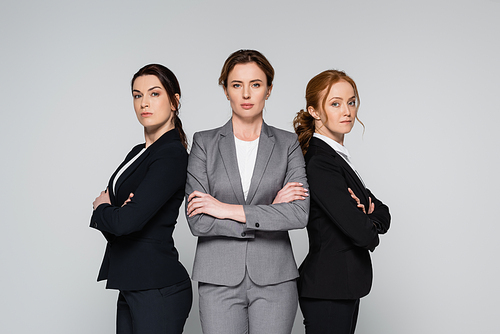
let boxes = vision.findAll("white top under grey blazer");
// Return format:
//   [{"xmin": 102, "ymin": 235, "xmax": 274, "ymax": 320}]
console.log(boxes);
[{"xmin": 185, "ymin": 119, "xmax": 310, "ymax": 286}]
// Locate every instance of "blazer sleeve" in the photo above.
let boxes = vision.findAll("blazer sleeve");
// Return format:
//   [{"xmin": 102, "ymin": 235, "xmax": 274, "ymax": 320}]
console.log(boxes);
[
  {"xmin": 243, "ymin": 138, "xmax": 309, "ymax": 232},
  {"xmin": 366, "ymin": 188, "xmax": 391, "ymax": 234},
  {"xmin": 186, "ymin": 132, "xmax": 309, "ymax": 238},
  {"xmin": 90, "ymin": 144, "xmax": 187, "ymax": 236},
  {"xmin": 186, "ymin": 132, "xmax": 252, "ymax": 238},
  {"xmin": 307, "ymin": 153, "xmax": 381, "ymax": 251}
]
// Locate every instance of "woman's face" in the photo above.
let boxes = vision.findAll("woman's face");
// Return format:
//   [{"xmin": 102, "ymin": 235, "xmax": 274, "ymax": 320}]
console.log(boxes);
[
  {"xmin": 223, "ymin": 62, "xmax": 272, "ymax": 122},
  {"xmin": 132, "ymin": 75, "xmax": 177, "ymax": 133},
  {"xmin": 309, "ymin": 80, "xmax": 357, "ymax": 144}
]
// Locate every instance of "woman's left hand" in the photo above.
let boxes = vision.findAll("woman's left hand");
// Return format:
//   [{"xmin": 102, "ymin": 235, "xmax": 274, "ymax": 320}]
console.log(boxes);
[
  {"xmin": 93, "ymin": 188, "xmax": 111, "ymax": 210},
  {"xmin": 187, "ymin": 191, "xmax": 227, "ymax": 218},
  {"xmin": 187, "ymin": 190, "xmax": 245, "ymax": 222}
]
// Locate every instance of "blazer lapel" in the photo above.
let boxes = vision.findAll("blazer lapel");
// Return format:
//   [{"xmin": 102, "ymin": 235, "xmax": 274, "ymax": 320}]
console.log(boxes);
[
  {"xmin": 336, "ymin": 151, "xmax": 367, "ymax": 197},
  {"xmin": 108, "ymin": 166, "xmax": 123, "ymax": 202},
  {"xmin": 110, "ymin": 129, "xmax": 180, "ymax": 202},
  {"xmin": 107, "ymin": 149, "xmax": 141, "ymax": 202},
  {"xmin": 113, "ymin": 146, "xmax": 149, "ymax": 198},
  {"xmin": 246, "ymin": 122, "xmax": 275, "ymax": 205},
  {"xmin": 312, "ymin": 137, "xmax": 368, "ymax": 200},
  {"xmin": 218, "ymin": 120, "xmax": 246, "ymax": 205}
]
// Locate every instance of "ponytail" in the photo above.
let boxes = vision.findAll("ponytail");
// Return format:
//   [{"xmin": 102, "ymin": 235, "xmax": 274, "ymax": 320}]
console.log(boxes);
[
  {"xmin": 173, "ymin": 114, "xmax": 188, "ymax": 150},
  {"xmin": 293, "ymin": 109, "xmax": 316, "ymax": 155}
]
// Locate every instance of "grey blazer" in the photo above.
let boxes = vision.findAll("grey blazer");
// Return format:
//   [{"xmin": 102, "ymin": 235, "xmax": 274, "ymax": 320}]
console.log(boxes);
[{"xmin": 186, "ymin": 119, "xmax": 309, "ymax": 286}]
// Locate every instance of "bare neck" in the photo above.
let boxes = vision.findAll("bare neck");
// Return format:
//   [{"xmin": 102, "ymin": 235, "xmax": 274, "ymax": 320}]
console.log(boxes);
[
  {"xmin": 144, "ymin": 123, "xmax": 175, "ymax": 148},
  {"xmin": 232, "ymin": 115, "xmax": 262, "ymax": 141}
]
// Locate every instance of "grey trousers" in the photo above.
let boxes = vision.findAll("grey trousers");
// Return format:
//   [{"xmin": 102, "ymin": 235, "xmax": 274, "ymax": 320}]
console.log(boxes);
[{"xmin": 198, "ymin": 273, "xmax": 298, "ymax": 334}]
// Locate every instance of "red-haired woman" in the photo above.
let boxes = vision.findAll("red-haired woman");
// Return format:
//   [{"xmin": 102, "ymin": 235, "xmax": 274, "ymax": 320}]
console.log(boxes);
[{"xmin": 294, "ymin": 70, "xmax": 391, "ymax": 334}]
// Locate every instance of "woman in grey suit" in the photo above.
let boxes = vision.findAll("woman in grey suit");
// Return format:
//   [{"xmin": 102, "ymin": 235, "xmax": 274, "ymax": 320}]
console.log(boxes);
[{"xmin": 185, "ymin": 49, "xmax": 310, "ymax": 334}]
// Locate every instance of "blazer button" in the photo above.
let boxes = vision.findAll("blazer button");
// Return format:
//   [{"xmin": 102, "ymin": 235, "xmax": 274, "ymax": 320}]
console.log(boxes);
[
  {"xmin": 255, "ymin": 223, "xmax": 260, "ymax": 228},
  {"xmin": 241, "ymin": 232, "xmax": 246, "ymax": 237}
]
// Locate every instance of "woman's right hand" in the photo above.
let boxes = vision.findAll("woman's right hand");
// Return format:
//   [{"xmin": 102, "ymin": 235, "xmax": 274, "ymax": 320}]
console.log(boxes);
[
  {"xmin": 272, "ymin": 182, "xmax": 308, "ymax": 204},
  {"xmin": 122, "ymin": 193, "xmax": 134, "ymax": 207},
  {"xmin": 348, "ymin": 188, "xmax": 374, "ymax": 214}
]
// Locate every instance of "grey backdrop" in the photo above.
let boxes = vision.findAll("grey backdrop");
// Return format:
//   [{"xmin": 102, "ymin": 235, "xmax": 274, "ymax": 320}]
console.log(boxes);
[{"xmin": 1, "ymin": 0, "xmax": 499, "ymax": 333}]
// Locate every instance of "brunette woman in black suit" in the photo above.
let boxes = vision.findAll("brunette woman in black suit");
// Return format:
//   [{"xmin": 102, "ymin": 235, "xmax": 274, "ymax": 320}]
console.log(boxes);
[
  {"xmin": 293, "ymin": 70, "xmax": 391, "ymax": 334},
  {"xmin": 91, "ymin": 64, "xmax": 192, "ymax": 334}
]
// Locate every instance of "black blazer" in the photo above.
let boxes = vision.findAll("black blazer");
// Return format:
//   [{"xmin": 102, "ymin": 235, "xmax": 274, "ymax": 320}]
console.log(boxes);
[
  {"xmin": 298, "ymin": 137, "xmax": 390, "ymax": 300},
  {"xmin": 90, "ymin": 129, "xmax": 189, "ymax": 291}
]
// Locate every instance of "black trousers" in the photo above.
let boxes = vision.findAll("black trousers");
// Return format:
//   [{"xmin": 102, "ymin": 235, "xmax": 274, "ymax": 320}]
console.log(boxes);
[
  {"xmin": 299, "ymin": 297, "xmax": 360, "ymax": 334},
  {"xmin": 117, "ymin": 278, "xmax": 192, "ymax": 334}
]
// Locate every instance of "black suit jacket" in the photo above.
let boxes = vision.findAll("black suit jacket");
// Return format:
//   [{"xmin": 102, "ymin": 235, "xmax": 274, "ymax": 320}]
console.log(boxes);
[
  {"xmin": 298, "ymin": 137, "xmax": 390, "ymax": 300},
  {"xmin": 90, "ymin": 129, "xmax": 189, "ymax": 291}
]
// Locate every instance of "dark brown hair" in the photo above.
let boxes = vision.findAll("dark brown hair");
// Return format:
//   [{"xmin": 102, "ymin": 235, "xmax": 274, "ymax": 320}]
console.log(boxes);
[
  {"xmin": 293, "ymin": 70, "xmax": 362, "ymax": 155},
  {"xmin": 218, "ymin": 49, "xmax": 274, "ymax": 88},
  {"xmin": 131, "ymin": 64, "xmax": 188, "ymax": 149}
]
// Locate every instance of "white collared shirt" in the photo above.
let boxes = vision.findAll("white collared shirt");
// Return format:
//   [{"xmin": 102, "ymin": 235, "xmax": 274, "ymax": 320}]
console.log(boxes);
[
  {"xmin": 234, "ymin": 135, "xmax": 260, "ymax": 200},
  {"xmin": 313, "ymin": 133, "xmax": 366, "ymax": 188}
]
